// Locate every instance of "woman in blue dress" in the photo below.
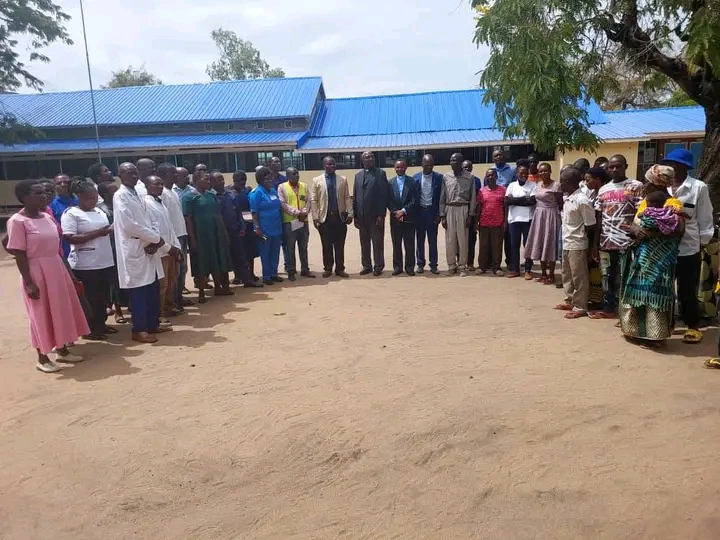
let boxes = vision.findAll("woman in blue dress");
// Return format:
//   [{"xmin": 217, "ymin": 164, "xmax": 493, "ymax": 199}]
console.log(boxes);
[{"xmin": 249, "ymin": 167, "xmax": 284, "ymax": 285}]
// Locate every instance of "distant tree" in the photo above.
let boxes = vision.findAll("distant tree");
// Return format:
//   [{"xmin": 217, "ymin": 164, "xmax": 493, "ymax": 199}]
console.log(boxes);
[
  {"xmin": 594, "ymin": 60, "xmax": 672, "ymax": 110},
  {"xmin": 206, "ymin": 28, "xmax": 285, "ymax": 81},
  {"xmin": 666, "ymin": 88, "xmax": 698, "ymax": 107},
  {"xmin": 472, "ymin": 0, "xmax": 720, "ymax": 207},
  {"xmin": 103, "ymin": 65, "xmax": 162, "ymax": 88},
  {"xmin": 0, "ymin": 0, "xmax": 73, "ymax": 144}
]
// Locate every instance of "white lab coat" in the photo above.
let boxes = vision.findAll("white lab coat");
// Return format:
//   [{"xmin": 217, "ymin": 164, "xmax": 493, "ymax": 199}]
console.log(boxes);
[
  {"xmin": 161, "ymin": 187, "xmax": 187, "ymax": 237},
  {"xmin": 113, "ymin": 185, "xmax": 164, "ymax": 289},
  {"xmin": 145, "ymin": 194, "xmax": 180, "ymax": 257}
]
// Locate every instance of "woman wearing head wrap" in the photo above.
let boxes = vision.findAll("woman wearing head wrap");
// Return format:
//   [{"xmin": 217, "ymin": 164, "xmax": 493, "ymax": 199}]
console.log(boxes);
[{"xmin": 618, "ymin": 165, "xmax": 686, "ymax": 346}]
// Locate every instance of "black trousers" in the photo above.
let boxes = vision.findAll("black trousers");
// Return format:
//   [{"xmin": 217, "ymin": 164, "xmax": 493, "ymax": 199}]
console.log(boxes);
[
  {"xmin": 74, "ymin": 267, "xmax": 112, "ymax": 335},
  {"xmin": 357, "ymin": 215, "xmax": 385, "ymax": 272},
  {"xmin": 229, "ymin": 234, "xmax": 254, "ymax": 285},
  {"xmin": 391, "ymin": 220, "xmax": 415, "ymax": 273},
  {"xmin": 318, "ymin": 212, "xmax": 347, "ymax": 273},
  {"xmin": 675, "ymin": 252, "xmax": 701, "ymax": 330},
  {"xmin": 467, "ymin": 216, "xmax": 478, "ymax": 267}
]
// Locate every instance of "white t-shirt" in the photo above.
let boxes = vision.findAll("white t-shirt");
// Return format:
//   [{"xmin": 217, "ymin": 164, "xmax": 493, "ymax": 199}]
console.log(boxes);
[
  {"xmin": 61, "ymin": 207, "xmax": 114, "ymax": 270},
  {"xmin": 505, "ymin": 180, "xmax": 537, "ymax": 223}
]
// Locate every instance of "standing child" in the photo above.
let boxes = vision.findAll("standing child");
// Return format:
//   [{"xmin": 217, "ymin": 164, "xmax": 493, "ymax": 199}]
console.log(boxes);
[{"xmin": 555, "ymin": 167, "xmax": 596, "ymax": 319}]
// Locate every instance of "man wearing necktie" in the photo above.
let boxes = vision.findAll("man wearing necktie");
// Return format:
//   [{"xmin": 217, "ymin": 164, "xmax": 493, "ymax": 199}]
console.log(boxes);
[
  {"xmin": 388, "ymin": 159, "xmax": 418, "ymax": 276},
  {"xmin": 311, "ymin": 157, "xmax": 353, "ymax": 278}
]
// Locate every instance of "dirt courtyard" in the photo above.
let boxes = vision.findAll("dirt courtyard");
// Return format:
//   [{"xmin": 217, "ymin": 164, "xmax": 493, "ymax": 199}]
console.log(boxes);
[{"xmin": 1, "ymin": 228, "xmax": 720, "ymax": 540}]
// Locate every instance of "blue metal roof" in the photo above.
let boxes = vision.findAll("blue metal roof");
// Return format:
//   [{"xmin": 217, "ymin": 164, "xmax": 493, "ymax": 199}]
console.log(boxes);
[
  {"xmin": 0, "ymin": 131, "xmax": 307, "ymax": 155},
  {"xmin": 308, "ymin": 89, "xmax": 607, "ymax": 137},
  {"xmin": 591, "ymin": 106, "xmax": 705, "ymax": 140},
  {"xmin": 300, "ymin": 129, "xmax": 510, "ymax": 151},
  {"xmin": 0, "ymin": 77, "xmax": 324, "ymax": 128}
]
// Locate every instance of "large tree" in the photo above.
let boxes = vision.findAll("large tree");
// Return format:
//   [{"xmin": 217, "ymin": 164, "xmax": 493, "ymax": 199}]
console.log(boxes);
[
  {"xmin": 472, "ymin": 0, "xmax": 720, "ymax": 205},
  {"xmin": 0, "ymin": 0, "xmax": 73, "ymax": 144},
  {"xmin": 206, "ymin": 28, "xmax": 285, "ymax": 81},
  {"xmin": 103, "ymin": 65, "xmax": 162, "ymax": 88}
]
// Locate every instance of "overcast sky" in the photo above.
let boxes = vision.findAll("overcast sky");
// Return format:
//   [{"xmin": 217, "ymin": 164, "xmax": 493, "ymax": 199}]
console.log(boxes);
[{"xmin": 17, "ymin": 0, "xmax": 488, "ymax": 98}]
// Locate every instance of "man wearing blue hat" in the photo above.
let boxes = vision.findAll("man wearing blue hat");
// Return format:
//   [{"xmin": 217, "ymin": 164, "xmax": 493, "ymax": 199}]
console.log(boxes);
[{"xmin": 662, "ymin": 148, "xmax": 714, "ymax": 344}]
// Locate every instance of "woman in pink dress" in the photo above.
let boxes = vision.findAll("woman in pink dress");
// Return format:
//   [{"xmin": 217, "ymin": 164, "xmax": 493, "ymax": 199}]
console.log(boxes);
[
  {"xmin": 524, "ymin": 163, "xmax": 563, "ymax": 284},
  {"xmin": 6, "ymin": 179, "xmax": 90, "ymax": 373}
]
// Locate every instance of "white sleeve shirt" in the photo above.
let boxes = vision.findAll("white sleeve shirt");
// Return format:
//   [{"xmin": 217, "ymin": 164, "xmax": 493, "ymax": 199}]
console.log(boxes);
[{"xmin": 670, "ymin": 176, "xmax": 715, "ymax": 256}]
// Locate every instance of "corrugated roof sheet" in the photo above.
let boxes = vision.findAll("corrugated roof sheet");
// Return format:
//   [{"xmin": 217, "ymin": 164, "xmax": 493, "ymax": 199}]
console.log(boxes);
[
  {"xmin": 597, "ymin": 106, "xmax": 705, "ymax": 139},
  {"xmin": 308, "ymin": 89, "xmax": 607, "ymax": 137},
  {"xmin": 0, "ymin": 77, "xmax": 323, "ymax": 128},
  {"xmin": 0, "ymin": 132, "xmax": 307, "ymax": 155},
  {"xmin": 300, "ymin": 129, "xmax": 511, "ymax": 151}
]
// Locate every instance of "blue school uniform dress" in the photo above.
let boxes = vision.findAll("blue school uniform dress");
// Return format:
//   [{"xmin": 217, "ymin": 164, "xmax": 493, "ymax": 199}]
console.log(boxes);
[{"xmin": 249, "ymin": 185, "xmax": 283, "ymax": 281}]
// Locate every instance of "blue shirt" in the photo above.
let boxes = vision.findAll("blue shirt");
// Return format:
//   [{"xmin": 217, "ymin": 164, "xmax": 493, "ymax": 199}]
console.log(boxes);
[
  {"xmin": 271, "ymin": 174, "xmax": 287, "ymax": 190},
  {"xmin": 49, "ymin": 194, "xmax": 78, "ymax": 258},
  {"xmin": 216, "ymin": 190, "xmax": 243, "ymax": 235},
  {"xmin": 325, "ymin": 173, "xmax": 338, "ymax": 213},
  {"xmin": 249, "ymin": 185, "xmax": 283, "ymax": 237},
  {"xmin": 473, "ymin": 175, "xmax": 482, "ymax": 192},
  {"xmin": 494, "ymin": 163, "xmax": 515, "ymax": 187}
]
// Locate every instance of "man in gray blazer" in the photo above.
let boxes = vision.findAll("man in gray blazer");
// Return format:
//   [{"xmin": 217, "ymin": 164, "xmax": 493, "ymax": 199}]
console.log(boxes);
[{"xmin": 353, "ymin": 151, "xmax": 389, "ymax": 276}]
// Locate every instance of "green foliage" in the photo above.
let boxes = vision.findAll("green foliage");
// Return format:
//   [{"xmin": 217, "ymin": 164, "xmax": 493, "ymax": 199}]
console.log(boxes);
[
  {"xmin": 103, "ymin": 65, "xmax": 162, "ymax": 88},
  {"xmin": 666, "ymin": 88, "xmax": 697, "ymax": 107},
  {"xmin": 0, "ymin": 113, "xmax": 43, "ymax": 145},
  {"xmin": 206, "ymin": 28, "xmax": 285, "ymax": 81},
  {"xmin": 0, "ymin": 0, "xmax": 72, "ymax": 145},
  {"xmin": 470, "ymin": 0, "xmax": 717, "ymax": 152}
]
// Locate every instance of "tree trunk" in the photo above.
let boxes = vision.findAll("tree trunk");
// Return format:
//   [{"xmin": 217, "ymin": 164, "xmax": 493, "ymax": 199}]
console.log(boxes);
[{"xmin": 697, "ymin": 108, "xmax": 720, "ymax": 216}]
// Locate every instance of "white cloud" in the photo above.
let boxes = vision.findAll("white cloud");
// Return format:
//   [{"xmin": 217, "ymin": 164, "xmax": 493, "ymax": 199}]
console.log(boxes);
[{"xmin": 14, "ymin": 0, "xmax": 489, "ymax": 98}]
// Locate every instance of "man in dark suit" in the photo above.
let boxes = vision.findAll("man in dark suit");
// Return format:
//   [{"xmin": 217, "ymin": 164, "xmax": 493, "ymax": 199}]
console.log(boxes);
[
  {"xmin": 388, "ymin": 159, "xmax": 418, "ymax": 276},
  {"xmin": 413, "ymin": 154, "xmax": 444, "ymax": 274},
  {"xmin": 353, "ymin": 151, "xmax": 389, "ymax": 276}
]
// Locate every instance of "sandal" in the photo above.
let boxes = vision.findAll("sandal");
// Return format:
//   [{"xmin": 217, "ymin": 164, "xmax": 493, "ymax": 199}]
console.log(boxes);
[
  {"xmin": 564, "ymin": 310, "xmax": 587, "ymax": 319},
  {"xmin": 554, "ymin": 303, "xmax": 572, "ymax": 311},
  {"xmin": 682, "ymin": 329, "xmax": 703, "ymax": 344},
  {"xmin": 524, "ymin": 272, "xmax": 534, "ymax": 280},
  {"xmin": 588, "ymin": 311, "xmax": 616, "ymax": 320},
  {"xmin": 535, "ymin": 276, "xmax": 547, "ymax": 283},
  {"xmin": 103, "ymin": 326, "xmax": 119, "ymax": 334},
  {"xmin": 704, "ymin": 358, "xmax": 720, "ymax": 369},
  {"xmin": 114, "ymin": 313, "xmax": 128, "ymax": 324}
]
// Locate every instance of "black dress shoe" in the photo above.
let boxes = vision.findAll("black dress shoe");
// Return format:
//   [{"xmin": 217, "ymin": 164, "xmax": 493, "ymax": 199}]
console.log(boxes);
[
  {"xmin": 272, "ymin": 276, "xmax": 284, "ymax": 283},
  {"xmin": 244, "ymin": 281, "xmax": 264, "ymax": 288},
  {"xmin": 406, "ymin": 270, "xmax": 416, "ymax": 276},
  {"xmin": 263, "ymin": 280, "xmax": 275, "ymax": 285},
  {"xmin": 288, "ymin": 273, "xmax": 297, "ymax": 282},
  {"xmin": 322, "ymin": 271, "xmax": 332, "ymax": 278},
  {"xmin": 300, "ymin": 271, "xmax": 316, "ymax": 278},
  {"xmin": 373, "ymin": 269, "xmax": 382, "ymax": 276},
  {"xmin": 416, "ymin": 266, "xmax": 424, "ymax": 274},
  {"xmin": 232, "ymin": 278, "xmax": 243, "ymax": 285},
  {"xmin": 430, "ymin": 267, "xmax": 440, "ymax": 274},
  {"xmin": 359, "ymin": 268, "xmax": 372, "ymax": 275},
  {"xmin": 335, "ymin": 271, "xmax": 349, "ymax": 278},
  {"xmin": 392, "ymin": 268, "xmax": 402, "ymax": 276}
]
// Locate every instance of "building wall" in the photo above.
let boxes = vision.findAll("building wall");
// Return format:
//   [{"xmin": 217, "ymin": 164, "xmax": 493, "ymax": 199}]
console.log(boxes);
[
  {"xmin": 0, "ymin": 142, "xmax": 637, "ymax": 210},
  {"xmin": 559, "ymin": 142, "xmax": 640, "ymax": 178}
]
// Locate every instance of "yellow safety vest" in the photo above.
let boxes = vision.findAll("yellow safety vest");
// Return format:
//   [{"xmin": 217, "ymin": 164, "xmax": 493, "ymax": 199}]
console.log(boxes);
[{"xmin": 280, "ymin": 182, "xmax": 308, "ymax": 223}]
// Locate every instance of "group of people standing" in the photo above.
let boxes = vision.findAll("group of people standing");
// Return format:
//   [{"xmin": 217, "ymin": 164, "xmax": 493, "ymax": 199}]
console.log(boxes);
[
  {"xmin": 552, "ymin": 151, "xmax": 719, "ymax": 367},
  {"xmin": 4, "ymin": 147, "xmax": 720, "ymax": 373}
]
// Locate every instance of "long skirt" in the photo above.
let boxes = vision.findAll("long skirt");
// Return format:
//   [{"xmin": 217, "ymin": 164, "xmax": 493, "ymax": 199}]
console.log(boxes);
[{"xmin": 619, "ymin": 243, "xmax": 677, "ymax": 342}]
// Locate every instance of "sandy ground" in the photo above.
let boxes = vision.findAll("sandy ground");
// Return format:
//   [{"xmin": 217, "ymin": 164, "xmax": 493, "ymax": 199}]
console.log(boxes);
[{"xmin": 1, "ymin": 227, "xmax": 720, "ymax": 540}]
